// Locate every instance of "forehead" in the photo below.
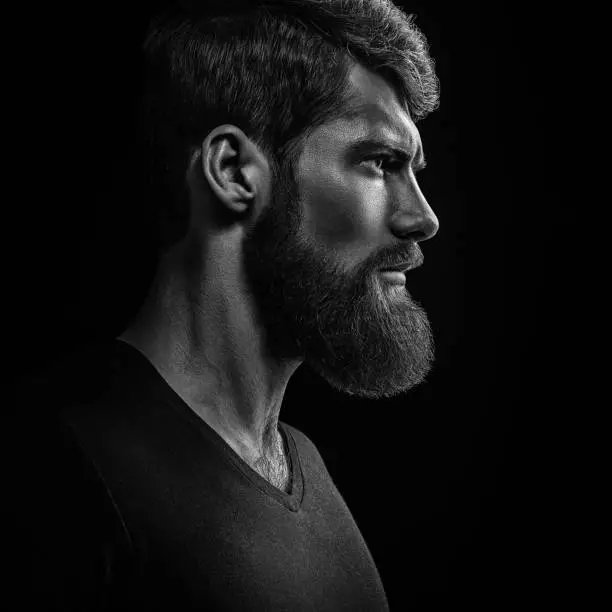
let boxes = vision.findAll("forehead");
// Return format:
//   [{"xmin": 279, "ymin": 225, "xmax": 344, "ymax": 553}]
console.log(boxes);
[
  {"xmin": 340, "ymin": 64, "xmax": 421, "ymax": 145},
  {"xmin": 304, "ymin": 63, "xmax": 422, "ymax": 156}
]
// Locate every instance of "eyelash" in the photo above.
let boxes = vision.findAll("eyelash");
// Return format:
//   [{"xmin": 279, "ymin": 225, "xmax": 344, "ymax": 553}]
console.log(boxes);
[{"xmin": 363, "ymin": 154, "xmax": 405, "ymax": 174}]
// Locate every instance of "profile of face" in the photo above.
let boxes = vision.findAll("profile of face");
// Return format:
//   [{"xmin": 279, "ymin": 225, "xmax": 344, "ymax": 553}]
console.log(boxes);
[{"xmin": 241, "ymin": 64, "xmax": 439, "ymax": 399}]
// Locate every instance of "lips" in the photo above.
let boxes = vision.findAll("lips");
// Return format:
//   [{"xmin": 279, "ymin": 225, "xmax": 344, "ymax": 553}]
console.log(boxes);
[{"xmin": 380, "ymin": 270, "xmax": 406, "ymax": 285}]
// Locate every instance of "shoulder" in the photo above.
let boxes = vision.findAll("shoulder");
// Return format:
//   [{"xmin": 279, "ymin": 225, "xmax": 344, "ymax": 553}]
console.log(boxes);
[
  {"xmin": 280, "ymin": 421, "xmax": 331, "ymax": 471},
  {"xmin": 280, "ymin": 421, "xmax": 317, "ymax": 453}
]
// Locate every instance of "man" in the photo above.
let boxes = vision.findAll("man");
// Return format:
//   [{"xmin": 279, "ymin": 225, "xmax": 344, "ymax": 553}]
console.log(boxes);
[{"xmin": 25, "ymin": 1, "xmax": 439, "ymax": 609}]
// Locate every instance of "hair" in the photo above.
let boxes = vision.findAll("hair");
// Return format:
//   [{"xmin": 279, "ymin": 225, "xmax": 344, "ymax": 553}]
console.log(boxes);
[{"xmin": 138, "ymin": 0, "xmax": 439, "ymax": 250}]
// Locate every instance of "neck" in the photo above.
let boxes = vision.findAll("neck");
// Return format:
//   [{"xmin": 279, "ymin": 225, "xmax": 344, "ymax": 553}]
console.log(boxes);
[{"xmin": 119, "ymin": 256, "xmax": 301, "ymax": 463}]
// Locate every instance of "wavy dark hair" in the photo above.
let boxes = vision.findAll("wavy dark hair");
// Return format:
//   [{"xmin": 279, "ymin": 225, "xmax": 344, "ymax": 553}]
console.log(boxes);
[{"xmin": 139, "ymin": 0, "xmax": 439, "ymax": 249}]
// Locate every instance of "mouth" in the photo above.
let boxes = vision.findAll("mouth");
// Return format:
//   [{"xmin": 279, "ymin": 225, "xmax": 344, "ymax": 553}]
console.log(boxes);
[
  {"xmin": 379, "ymin": 245, "xmax": 424, "ymax": 284},
  {"xmin": 379, "ymin": 255, "xmax": 423, "ymax": 286}
]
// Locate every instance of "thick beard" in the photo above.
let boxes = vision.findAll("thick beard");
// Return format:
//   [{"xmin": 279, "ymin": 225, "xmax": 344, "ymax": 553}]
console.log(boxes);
[{"xmin": 241, "ymin": 163, "xmax": 434, "ymax": 399}]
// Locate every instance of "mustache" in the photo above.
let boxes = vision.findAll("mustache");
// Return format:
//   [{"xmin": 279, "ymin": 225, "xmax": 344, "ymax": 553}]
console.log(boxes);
[{"xmin": 380, "ymin": 242, "xmax": 424, "ymax": 272}]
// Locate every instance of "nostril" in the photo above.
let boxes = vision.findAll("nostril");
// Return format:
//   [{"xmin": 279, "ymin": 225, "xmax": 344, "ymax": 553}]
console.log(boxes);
[{"xmin": 392, "ymin": 228, "xmax": 428, "ymax": 241}]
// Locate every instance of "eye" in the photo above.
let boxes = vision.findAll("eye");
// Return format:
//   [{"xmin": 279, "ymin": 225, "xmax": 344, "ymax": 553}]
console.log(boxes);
[{"xmin": 363, "ymin": 154, "xmax": 404, "ymax": 174}]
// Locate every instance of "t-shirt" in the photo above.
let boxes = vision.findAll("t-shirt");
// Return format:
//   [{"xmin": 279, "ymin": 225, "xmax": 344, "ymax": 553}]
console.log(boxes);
[{"xmin": 20, "ymin": 340, "xmax": 389, "ymax": 611}]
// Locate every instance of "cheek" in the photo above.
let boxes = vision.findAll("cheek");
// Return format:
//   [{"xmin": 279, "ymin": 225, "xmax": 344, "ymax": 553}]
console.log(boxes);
[{"xmin": 301, "ymin": 170, "xmax": 386, "ymax": 251}]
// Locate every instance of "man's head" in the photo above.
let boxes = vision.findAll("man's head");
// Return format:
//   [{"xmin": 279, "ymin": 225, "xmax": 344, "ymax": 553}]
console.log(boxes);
[{"xmin": 140, "ymin": 0, "xmax": 440, "ymax": 399}]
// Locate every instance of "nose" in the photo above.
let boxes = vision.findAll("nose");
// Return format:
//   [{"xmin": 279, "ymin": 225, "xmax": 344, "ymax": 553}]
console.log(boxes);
[{"xmin": 389, "ymin": 177, "xmax": 439, "ymax": 242}]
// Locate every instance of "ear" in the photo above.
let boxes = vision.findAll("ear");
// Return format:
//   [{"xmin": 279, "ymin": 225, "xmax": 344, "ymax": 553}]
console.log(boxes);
[{"xmin": 200, "ymin": 125, "xmax": 269, "ymax": 219}]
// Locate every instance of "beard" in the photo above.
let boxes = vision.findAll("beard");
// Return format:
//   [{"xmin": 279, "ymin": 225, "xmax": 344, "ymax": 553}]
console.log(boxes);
[{"xmin": 241, "ymin": 160, "xmax": 434, "ymax": 400}]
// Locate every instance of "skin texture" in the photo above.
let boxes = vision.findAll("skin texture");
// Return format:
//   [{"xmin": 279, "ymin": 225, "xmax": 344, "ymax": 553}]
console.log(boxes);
[{"xmin": 119, "ymin": 62, "xmax": 439, "ymax": 491}]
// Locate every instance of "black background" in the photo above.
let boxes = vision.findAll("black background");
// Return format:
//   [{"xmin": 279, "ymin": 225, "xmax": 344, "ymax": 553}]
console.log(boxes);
[{"xmin": 7, "ymin": 1, "xmax": 587, "ymax": 609}]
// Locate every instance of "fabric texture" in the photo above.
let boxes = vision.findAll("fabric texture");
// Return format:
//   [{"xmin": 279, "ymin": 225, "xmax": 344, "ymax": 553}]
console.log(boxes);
[{"xmin": 19, "ymin": 340, "xmax": 389, "ymax": 611}]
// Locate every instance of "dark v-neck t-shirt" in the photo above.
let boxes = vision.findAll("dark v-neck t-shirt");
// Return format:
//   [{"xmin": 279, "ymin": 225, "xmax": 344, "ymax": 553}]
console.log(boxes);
[{"xmin": 21, "ymin": 340, "xmax": 389, "ymax": 611}]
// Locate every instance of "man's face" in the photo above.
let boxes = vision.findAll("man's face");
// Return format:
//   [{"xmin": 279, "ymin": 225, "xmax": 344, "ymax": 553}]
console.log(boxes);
[{"xmin": 241, "ymin": 64, "xmax": 439, "ymax": 399}]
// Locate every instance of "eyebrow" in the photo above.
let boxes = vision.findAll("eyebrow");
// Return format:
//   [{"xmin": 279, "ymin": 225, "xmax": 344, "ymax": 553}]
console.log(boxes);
[{"xmin": 347, "ymin": 136, "xmax": 427, "ymax": 172}]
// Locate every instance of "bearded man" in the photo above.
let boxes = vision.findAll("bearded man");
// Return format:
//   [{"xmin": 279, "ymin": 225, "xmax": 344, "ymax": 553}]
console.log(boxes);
[{"xmin": 28, "ymin": 1, "xmax": 440, "ymax": 609}]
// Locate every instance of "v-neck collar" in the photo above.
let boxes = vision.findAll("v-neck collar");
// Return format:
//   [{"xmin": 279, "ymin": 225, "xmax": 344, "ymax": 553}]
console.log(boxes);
[{"xmin": 115, "ymin": 339, "xmax": 305, "ymax": 512}]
